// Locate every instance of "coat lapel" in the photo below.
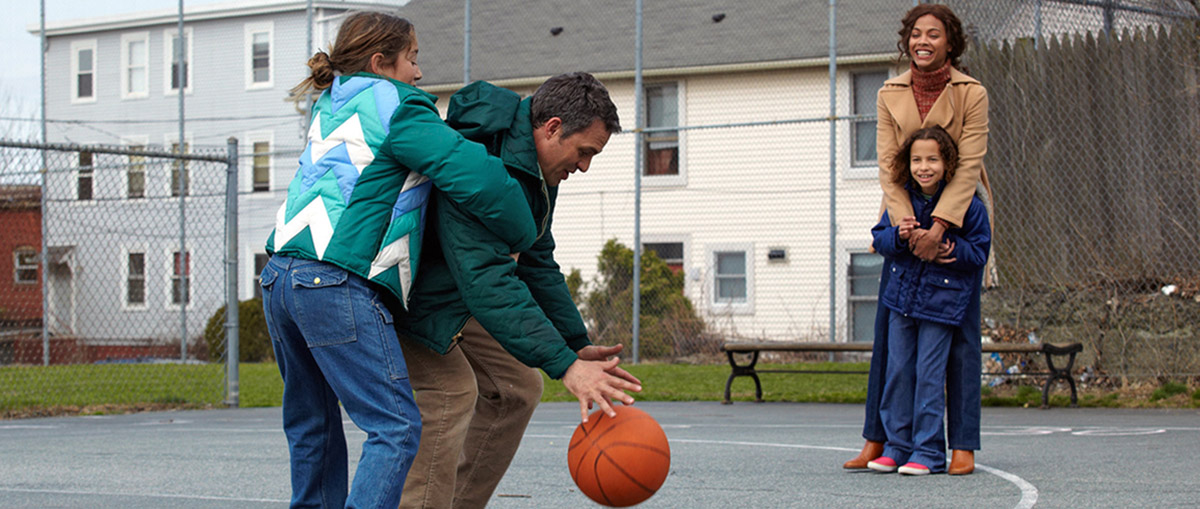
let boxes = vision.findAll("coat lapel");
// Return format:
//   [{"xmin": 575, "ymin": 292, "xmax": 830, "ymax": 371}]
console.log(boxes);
[{"xmin": 880, "ymin": 72, "xmax": 922, "ymax": 137}]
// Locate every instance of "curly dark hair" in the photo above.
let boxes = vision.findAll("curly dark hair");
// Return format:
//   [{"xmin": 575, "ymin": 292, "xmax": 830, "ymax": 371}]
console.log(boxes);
[
  {"xmin": 896, "ymin": 4, "xmax": 968, "ymax": 70},
  {"xmin": 889, "ymin": 126, "xmax": 959, "ymax": 188}
]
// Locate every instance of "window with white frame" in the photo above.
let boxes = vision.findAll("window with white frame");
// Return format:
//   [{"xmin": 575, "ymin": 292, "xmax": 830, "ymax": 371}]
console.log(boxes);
[
  {"xmin": 169, "ymin": 141, "xmax": 189, "ymax": 197},
  {"xmin": 14, "ymin": 248, "xmax": 38, "ymax": 285},
  {"xmin": 163, "ymin": 28, "xmax": 193, "ymax": 94},
  {"xmin": 712, "ymin": 248, "xmax": 751, "ymax": 306},
  {"xmin": 171, "ymin": 250, "xmax": 190, "ymax": 305},
  {"xmin": 120, "ymin": 32, "xmax": 149, "ymax": 99},
  {"xmin": 851, "ymin": 71, "xmax": 889, "ymax": 168},
  {"xmin": 70, "ymin": 39, "xmax": 97, "ymax": 102},
  {"xmin": 253, "ymin": 253, "xmax": 270, "ymax": 299},
  {"xmin": 848, "ymin": 251, "xmax": 884, "ymax": 342},
  {"xmin": 252, "ymin": 139, "xmax": 271, "ymax": 192},
  {"xmin": 245, "ymin": 22, "xmax": 273, "ymax": 88},
  {"xmin": 644, "ymin": 83, "xmax": 681, "ymax": 179},
  {"xmin": 127, "ymin": 251, "xmax": 146, "ymax": 305},
  {"xmin": 125, "ymin": 137, "xmax": 148, "ymax": 199},
  {"xmin": 77, "ymin": 151, "xmax": 94, "ymax": 201}
]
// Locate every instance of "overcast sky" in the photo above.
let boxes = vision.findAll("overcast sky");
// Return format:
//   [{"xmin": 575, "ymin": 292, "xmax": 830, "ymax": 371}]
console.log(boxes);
[{"xmin": 1, "ymin": 1, "xmax": 228, "ymax": 118}]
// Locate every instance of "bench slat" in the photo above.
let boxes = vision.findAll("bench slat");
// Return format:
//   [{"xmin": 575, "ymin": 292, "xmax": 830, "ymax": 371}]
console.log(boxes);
[{"xmin": 722, "ymin": 341, "xmax": 1077, "ymax": 354}]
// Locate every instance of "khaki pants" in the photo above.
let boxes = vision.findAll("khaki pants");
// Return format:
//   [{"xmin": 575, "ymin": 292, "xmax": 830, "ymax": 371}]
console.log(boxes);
[{"xmin": 397, "ymin": 318, "xmax": 544, "ymax": 509}]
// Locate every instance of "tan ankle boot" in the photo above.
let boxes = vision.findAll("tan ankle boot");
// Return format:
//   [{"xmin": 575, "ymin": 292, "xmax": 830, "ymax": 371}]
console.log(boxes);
[
  {"xmin": 843, "ymin": 440, "xmax": 885, "ymax": 469},
  {"xmin": 948, "ymin": 449, "xmax": 975, "ymax": 475}
]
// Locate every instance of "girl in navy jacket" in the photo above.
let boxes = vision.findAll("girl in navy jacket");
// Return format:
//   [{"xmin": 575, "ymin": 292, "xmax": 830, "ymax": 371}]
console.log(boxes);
[{"xmin": 867, "ymin": 127, "xmax": 991, "ymax": 475}]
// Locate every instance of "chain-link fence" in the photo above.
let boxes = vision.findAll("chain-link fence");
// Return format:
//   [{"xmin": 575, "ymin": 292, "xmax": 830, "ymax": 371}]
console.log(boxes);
[
  {"xmin": 359, "ymin": 0, "xmax": 1200, "ymax": 381},
  {"xmin": 0, "ymin": 140, "xmax": 238, "ymax": 415},
  {"xmin": 944, "ymin": 0, "xmax": 1200, "ymax": 383},
  {"xmin": 6, "ymin": 1, "xmax": 1199, "ymax": 417}
]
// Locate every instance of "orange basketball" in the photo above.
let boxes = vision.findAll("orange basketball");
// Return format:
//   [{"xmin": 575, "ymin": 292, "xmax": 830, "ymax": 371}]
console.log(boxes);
[{"xmin": 568, "ymin": 406, "xmax": 671, "ymax": 507}]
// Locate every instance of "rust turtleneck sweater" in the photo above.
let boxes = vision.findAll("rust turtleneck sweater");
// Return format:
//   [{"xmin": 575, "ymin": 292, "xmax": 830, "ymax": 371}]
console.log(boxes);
[{"xmin": 911, "ymin": 61, "xmax": 952, "ymax": 122}]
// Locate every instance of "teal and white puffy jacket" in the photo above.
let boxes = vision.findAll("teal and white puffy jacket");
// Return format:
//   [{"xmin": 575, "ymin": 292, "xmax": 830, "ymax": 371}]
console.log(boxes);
[{"xmin": 266, "ymin": 73, "xmax": 536, "ymax": 307}]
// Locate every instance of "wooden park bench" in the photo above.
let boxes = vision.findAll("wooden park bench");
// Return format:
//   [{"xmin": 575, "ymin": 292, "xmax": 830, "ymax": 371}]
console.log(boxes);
[{"xmin": 721, "ymin": 340, "xmax": 1083, "ymax": 408}]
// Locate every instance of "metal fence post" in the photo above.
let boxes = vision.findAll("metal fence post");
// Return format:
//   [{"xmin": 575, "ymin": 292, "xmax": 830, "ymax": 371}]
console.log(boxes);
[
  {"xmin": 828, "ymin": 0, "xmax": 838, "ymax": 350},
  {"xmin": 224, "ymin": 138, "xmax": 240, "ymax": 407},
  {"xmin": 632, "ymin": 0, "xmax": 644, "ymax": 364}
]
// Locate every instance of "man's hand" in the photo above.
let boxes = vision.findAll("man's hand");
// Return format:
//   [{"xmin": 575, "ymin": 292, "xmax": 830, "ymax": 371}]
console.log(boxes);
[
  {"xmin": 934, "ymin": 238, "xmax": 957, "ymax": 264},
  {"xmin": 562, "ymin": 357, "xmax": 643, "ymax": 423},
  {"xmin": 897, "ymin": 216, "xmax": 919, "ymax": 241},
  {"xmin": 909, "ymin": 220, "xmax": 946, "ymax": 261},
  {"xmin": 577, "ymin": 344, "xmax": 642, "ymax": 386}
]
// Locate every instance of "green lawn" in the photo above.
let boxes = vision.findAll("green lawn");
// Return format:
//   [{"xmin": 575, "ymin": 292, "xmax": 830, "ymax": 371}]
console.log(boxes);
[{"xmin": 3, "ymin": 360, "xmax": 1196, "ymax": 418}]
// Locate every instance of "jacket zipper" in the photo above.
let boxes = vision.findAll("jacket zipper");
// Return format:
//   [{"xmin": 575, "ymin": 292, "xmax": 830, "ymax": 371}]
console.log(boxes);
[{"xmin": 535, "ymin": 180, "xmax": 551, "ymax": 242}]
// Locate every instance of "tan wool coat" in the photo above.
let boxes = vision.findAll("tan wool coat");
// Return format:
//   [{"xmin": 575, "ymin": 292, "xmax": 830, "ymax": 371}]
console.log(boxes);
[{"xmin": 877, "ymin": 67, "xmax": 993, "ymax": 228}]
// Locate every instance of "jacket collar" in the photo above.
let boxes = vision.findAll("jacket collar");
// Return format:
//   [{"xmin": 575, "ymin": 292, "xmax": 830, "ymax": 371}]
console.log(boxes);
[
  {"xmin": 880, "ymin": 67, "xmax": 978, "ymax": 134},
  {"xmin": 344, "ymin": 72, "xmax": 438, "ymax": 102},
  {"xmin": 499, "ymin": 98, "xmax": 542, "ymax": 181}
]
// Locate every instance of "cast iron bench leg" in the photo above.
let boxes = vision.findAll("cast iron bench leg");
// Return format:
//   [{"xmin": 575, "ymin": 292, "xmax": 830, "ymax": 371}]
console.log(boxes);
[
  {"xmin": 1041, "ymin": 344, "xmax": 1083, "ymax": 409},
  {"xmin": 723, "ymin": 350, "xmax": 763, "ymax": 404}
]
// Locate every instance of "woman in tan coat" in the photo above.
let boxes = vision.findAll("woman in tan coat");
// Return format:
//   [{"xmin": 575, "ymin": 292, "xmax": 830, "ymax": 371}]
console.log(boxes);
[{"xmin": 843, "ymin": 3, "xmax": 992, "ymax": 476}]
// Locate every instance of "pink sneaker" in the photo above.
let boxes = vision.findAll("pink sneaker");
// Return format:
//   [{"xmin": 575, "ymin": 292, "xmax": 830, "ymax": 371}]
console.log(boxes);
[
  {"xmin": 898, "ymin": 462, "xmax": 931, "ymax": 475},
  {"xmin": 867, "ymin": 457, "xmax": 898, "ymax": 473}
]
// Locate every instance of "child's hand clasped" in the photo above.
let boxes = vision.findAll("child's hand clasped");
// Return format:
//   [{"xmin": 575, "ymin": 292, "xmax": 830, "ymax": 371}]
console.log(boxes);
[{"xmin": 897, "ymin": 216, "xmax": 919, "ymax": 240}]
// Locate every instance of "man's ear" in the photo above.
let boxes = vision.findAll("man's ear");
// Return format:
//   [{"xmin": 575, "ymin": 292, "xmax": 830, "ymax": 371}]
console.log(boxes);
[{"xmin": 542, "ymin": 117, "xmax": 563, "ymax": 140}]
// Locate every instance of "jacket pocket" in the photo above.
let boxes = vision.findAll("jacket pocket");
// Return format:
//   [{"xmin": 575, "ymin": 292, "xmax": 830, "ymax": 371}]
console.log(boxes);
[
  {"xmin": 291, "ymin": 264, "xmax": 358, "ymax": 347},
  {"xmin": 918, "ymin": 268, "xmax": 969, "ymax": 323}
]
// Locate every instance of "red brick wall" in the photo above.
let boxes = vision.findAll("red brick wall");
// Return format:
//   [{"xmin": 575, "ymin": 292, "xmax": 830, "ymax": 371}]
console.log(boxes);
[{"xmin": 0, "ymin": 206, "xmax": 42, "ymax": 325}]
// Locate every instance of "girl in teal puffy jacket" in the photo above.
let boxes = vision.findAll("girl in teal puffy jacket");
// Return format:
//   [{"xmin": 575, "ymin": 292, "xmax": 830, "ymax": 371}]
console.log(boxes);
[
  {"xmin": 868, "ymin": 126, "xmax": 990, "ymax": 475},
  {"xmin": 261, "ymin": 11, "xmax": 535, "ymax": 508}
]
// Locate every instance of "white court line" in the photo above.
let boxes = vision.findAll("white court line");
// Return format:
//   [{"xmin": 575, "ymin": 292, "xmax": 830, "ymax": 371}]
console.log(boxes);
[
  {"xmin": 977, "ymin": 465, "xmax": 1038, "ymax": 509},
  {"xmin": 0, "ymin": 487, "xmax": 287, "ymax": 504},
  {"xmin": 667, "ymin": 438, "xmax": 1039, "ymax": 509}
]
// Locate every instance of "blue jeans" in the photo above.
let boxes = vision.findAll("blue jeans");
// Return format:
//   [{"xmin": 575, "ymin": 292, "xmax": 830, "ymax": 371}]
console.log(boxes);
[
  {"xmin": 880, "ymin": 311, "xmax": 952, "ymax": 472},
  {"xmin": 862, "ymin": 258, "xmax": 981, "ymax": 450},
  {"xmin": 261, "ymin": 255, "xmax": 421, "ymax": 508}
]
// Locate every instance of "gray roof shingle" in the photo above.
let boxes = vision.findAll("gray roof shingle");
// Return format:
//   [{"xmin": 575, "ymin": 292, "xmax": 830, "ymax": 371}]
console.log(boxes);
[{"xmin": 388, "ymin": 0, "xmax": 908, "ymax": 86}]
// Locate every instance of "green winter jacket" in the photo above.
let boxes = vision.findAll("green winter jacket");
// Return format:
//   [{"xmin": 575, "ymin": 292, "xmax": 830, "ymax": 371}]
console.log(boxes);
[
  {"xmin": 396, "ymin": 81, "xmax": 590, "ymax": 379},
  {"xmin": 266, "ymin": 73, "xmax": 536, "ymax": 306}
]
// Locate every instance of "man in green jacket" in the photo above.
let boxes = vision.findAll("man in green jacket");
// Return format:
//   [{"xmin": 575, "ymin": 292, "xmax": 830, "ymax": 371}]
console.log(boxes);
[{"xmin": 394, "ymin": 72, "xmax": 640, "ymax": 509}]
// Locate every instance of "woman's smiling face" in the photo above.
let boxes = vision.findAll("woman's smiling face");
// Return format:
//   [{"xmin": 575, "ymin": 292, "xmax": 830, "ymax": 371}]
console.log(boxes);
[{"xmin": 908, "ymin": 14, "xmax": 950, "ymax": 71}]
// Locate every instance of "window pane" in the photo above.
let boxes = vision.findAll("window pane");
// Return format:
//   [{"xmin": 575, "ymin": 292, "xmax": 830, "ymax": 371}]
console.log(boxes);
[
  {"xmin": 716, "ymin": 252, "xmax": 745, "ymax": 275},
  {"xmin": 717, "ymin": 277, "xmax": 747, "ymax": 300},
  {"xmin": 128, "ymin": 253, "xmax": 145, "ymax": 275},
  {"xmin": 252, "ymin": 32, "xmax": 269, "ymax": 82},
  {"xmin": 129, "ymin": 40, "xmax": 146, "ymax": 66},
  {"xmin": 851, "ymin": 301, "xmax": 878, "ymax": 342},
  {"xmin": 78, "ymin": 49, "xmax": 93, "ymax": 72},
  {"xmin": 644, "ymin": 242, "xmax": 683, "ymax": 261},
  {"xmin": 644, "ymin": 145, "xmax": 678, "ymax": 176},
  {"xmin": 854, "ymin": 121, "xmax": 877, "ymax": 162},
  {"xmin": 646, "ymin": 84, "xmax": 678, "ymax": 128},
  {"xmin": 853, "ymin": 72, "xmax": 887, "ymax": 115},
  {"xmin": 253, "ymin": 141, "xmax": 270, "ymax": 191},
  {"xmin": 77, "ymin": 73, "xmax": 92, "ymax": 97},
  {"xmin": 129, "ymin": 68, "xmax": 147, "ymax": 94},
  {"xmin": 174, "ymin": 252, "xmax": 190, "ymax": 276},
  {"xmin": 17, "ymin": 251, "xmax": 39, "ymax": 266}
]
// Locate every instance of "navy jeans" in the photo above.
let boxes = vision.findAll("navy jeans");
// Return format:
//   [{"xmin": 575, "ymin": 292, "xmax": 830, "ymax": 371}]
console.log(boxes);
[
  {"xmin": 261, "ymin": 255, "xmax": 421, "ymax": 508},
  {"xmin": 880, "ymin": 311, "xmax": 953, "ymax": 472}
]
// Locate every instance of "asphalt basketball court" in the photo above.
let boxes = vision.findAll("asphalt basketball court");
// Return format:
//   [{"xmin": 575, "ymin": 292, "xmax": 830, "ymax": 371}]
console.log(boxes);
[{"xmin": 2, "ymin": 401, "xmax": 1198, "ymax": 508}]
